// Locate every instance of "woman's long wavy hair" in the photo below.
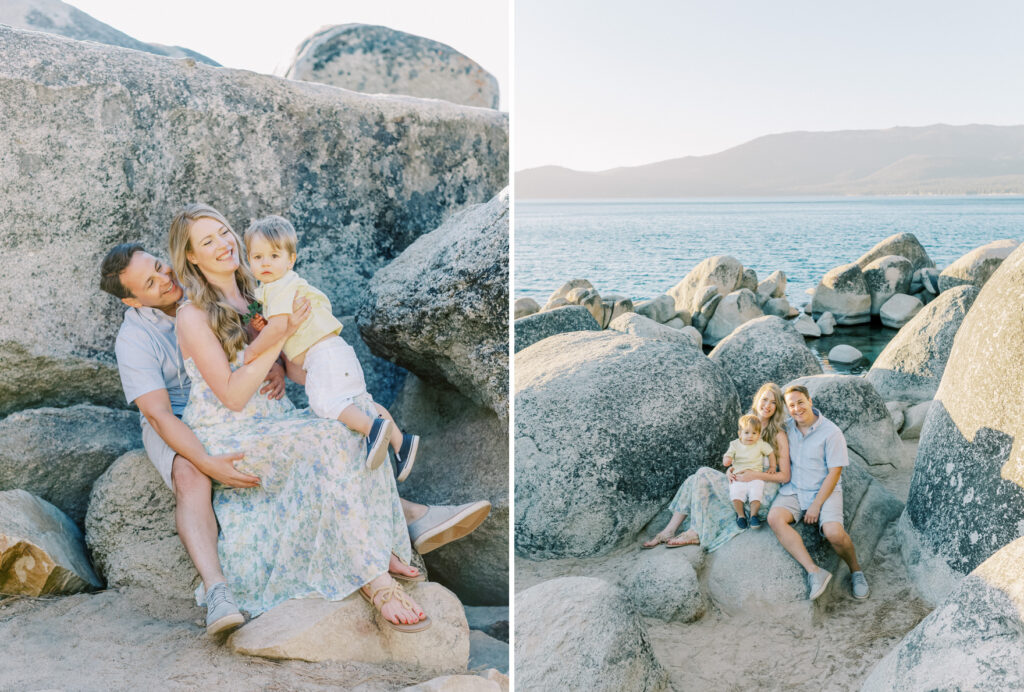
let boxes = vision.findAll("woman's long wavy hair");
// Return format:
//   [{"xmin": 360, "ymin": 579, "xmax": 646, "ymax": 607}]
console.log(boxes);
[
  {"xmin": 750, "ymin": 382, "xmax": 787, "ymax": 454},
  {"xmin": 168, "ymin": 203, "xmax": 257, "ymax": 363}
]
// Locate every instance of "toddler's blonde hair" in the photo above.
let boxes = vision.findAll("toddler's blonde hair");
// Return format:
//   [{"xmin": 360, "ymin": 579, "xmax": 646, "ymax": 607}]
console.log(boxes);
[
  {"xmin": 738, "ymin": 414, "xmax": 762, "ymax": 436},
  {"xmin": 245, "ymin": 215, "xmax": 298, "ymax": 256}
]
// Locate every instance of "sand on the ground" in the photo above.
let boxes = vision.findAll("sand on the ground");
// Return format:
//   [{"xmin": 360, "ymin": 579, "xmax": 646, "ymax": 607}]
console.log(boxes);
[{"xmin": 0, "ymin": 587, "xmax": 455, "ymax": 691}]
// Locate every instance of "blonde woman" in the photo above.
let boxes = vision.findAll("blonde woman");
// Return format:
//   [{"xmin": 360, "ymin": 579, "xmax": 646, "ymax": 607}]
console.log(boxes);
[
  {"xmin": 170, "ymin": 203, "xmax": 428, "ymax": 632},
  {"xmin": 642, "ymin": 383, "xmax": 792, "ymax": 551}
]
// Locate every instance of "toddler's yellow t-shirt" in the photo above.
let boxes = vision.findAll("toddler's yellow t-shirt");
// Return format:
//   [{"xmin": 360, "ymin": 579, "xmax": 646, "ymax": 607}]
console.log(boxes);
[
  {"xmin": 726, "ymin": 438, "xmax": 773, "ymax": 474},
  {"xmin": 254, "ymin": 270, "xmax": 342, "ymax": 361}
]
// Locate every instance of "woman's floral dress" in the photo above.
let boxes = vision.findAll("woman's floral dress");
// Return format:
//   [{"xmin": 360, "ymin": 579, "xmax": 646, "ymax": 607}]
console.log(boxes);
[
  {"xmin": 182, "ymin": 356, "xmax": 411, "ymax": 615},
  {"xmin": 668, "ymin": 466, "xmax": 780, "ymax": 552}
]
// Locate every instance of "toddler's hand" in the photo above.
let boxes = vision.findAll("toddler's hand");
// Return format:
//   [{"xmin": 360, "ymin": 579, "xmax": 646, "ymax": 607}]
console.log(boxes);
[{"xmin": 722, "ymin": 455, "xmax": 732, "ymax": 467}]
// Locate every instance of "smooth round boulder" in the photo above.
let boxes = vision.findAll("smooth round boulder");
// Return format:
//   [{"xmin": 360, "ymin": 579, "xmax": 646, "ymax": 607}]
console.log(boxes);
[
  {"xmin": 635, "ymin": 295, "xmax": 676, "ymax": 324},
  {"xmin": 786, "ymin": 375, "xmax": 904, "ymax": 469},
  {"xmin": 608, "ymin": 313, "xmax": 701, "ymax": 347},
  {"xmin": 792, "ymin": 313, "xmax": 821, "ymax": 338},
  {"xmin": 515, "ymin": 577, "xmax": 669, "ymax": 692},
  {"xmin": 514, "ymin": 305, "xmax": 600, "ymax": 354},
  {"xmin": 623, "ymin": 548, "xmax": 704, "ymax": 622},
  {"xmin": 762, "ymin": 297, "xmax": 794, "ymax": 318},
  {"xmin": 757, "ymin": 270, "xmax": 787, "ymax": 300},
  {"xmin": 879, "ymin": 293, "xmax": 923, "ymax": 329},
  {"xmin": 702, "ymin": 289, "xmax": 764, "ymax": 345},
  {"xmin": 739, "ymin": 268, "xmax": 758, "ymax": 292},
  {"xmin": 545, "ymin": 279, "xmax": 594, "ymax": 309},
  {"xmin": 514, "ymin": 297, "xmax": 540, "ymax": 319},
  {"xmin": 515, "ymin": 331, "xmax": 739, "ymax": 558},
  {"xmin": 865, "ymin": 285, "xmax": 979, "ymax": 403},
  {"xmin": 937, "ymin": 238, "xmax": 1019, "ymax": 292},
  {"xmin": 708, "ymin": 316, "xmax": 822, "ymax": 407},
  {"xmin": 827, "ymin": 345, "xmax": 863, "ymax": 364},
  {"xmin": 668, "ymin": 256, "xmax": 744, "ymax": 316},
  {"xmin": 816, "ymin": 312, "xmax": 836, "ymax": 336},
  {"xmin": 286, "ymin": 24, "xmax": 500, "ymax": 109},
  {"xmin": 811, "ymin": 263, "xmax": 871, "ymax": 325},
  {"xmin": 855, "ymin": 232, "xmax": 935, "ymax": 273},
  {"xmin": 862, "ymin": 255, "xmax": 913, "ymax": 316},
  {"xmin": 901, "ymin": 243, "xmax": 1024, "ymax": 601},
  {"xmin": 600, "ymin": 297, "xmax": 634, "ymax": 329}
]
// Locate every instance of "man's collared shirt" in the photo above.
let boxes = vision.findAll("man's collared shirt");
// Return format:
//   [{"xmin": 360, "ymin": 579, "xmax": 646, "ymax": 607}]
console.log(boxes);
[
  {"xmin": 778, "ymin": 408, "xmax": 849, "ymax": 509},
  {"xmin": 114, "ymin": 306, "xmax": 190, "ymax": 417}
]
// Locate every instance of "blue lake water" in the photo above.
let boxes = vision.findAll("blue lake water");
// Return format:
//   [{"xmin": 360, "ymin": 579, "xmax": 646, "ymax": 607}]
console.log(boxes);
[{"xmin": 515, "ymin": 196, "xmax": 1024, "ymax": 371}]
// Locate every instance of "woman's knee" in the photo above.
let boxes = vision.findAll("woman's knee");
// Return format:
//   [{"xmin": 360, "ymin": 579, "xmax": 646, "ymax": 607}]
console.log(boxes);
[{"xmin": 171, "ymin": 456, "xmax": 211, "ymax": 498}]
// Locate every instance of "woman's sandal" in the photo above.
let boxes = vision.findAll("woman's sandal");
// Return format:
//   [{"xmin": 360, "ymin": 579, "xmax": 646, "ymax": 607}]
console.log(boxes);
[
  {"xmin": 665, "ymin": 530, "xmax": 700, "ymax": 548},
  {"xmin": 359, "ymin": 581, "xmax": 432, "ymax": 633},
  {"xmin": 641, "ymin": 530, "xmax": 674, "ymax": 549},
  {"xmin": 389, "ymin": 555, "xmax": 426, "ymax": 583}
]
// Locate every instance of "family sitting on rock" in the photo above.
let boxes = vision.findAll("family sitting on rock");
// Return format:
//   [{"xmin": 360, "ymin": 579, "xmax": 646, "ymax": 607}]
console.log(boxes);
[
  {"xmin": 643, "ymin": 382, "xmax": 870, "ymax": 601},
  {"xmin": 99, "ymin": 203, "xmax": 491, "ymax": 636}
]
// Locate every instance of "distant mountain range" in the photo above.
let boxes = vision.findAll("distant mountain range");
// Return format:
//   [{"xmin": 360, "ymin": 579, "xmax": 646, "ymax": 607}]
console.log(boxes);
[{"xmin": 516, "ymin": 124, "xmax": 1024, "ymax": 198}]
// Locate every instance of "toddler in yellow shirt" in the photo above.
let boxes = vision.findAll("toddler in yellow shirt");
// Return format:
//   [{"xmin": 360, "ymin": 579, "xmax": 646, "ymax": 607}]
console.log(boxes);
[
  {"xmin": 242, "ymin": 215, "xmax": 418, "ymax": 481},
  {"xmin": 723, "ymin": 414, "xmax": 776, "ymax": 529}
]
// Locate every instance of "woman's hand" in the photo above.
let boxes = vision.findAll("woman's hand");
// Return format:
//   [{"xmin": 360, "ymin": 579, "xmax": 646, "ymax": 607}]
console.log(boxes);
[
  {"xmin": 259, "ymin": 361, "xmax": 287, "ymax": 400},
  {"xmin": 726, "ymin": 467, "xmax": 737, "ymax": 482},
  {"xmin": 286, "ymin": 296, "xmax": 312, "ymax": 336}
]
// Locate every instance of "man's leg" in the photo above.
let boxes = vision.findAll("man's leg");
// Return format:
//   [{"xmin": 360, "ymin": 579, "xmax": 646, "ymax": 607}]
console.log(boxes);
[
  {"xmin": 822, "ymin": 522, "xmax": 862, "ymax": 573},
  {"xmin": 170, "ymin": 455, "xmax": 227, "ymax": 589},
  {"xmin": 401, "ymin": 498, "xmax": 427, "ymax": 523},
  {"xmin": 767, "ymin": 506, "xmax": 819, "ymax": 573}
]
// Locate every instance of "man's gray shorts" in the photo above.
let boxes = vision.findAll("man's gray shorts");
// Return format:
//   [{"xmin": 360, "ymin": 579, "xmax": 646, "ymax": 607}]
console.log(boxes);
[
  {"xmin": 140, "ymin": 415, "xmax": 176, "ymax": 490},
  {"xmin": 771, "ymin": 489, "xmax": 844, "ymax": 531}
]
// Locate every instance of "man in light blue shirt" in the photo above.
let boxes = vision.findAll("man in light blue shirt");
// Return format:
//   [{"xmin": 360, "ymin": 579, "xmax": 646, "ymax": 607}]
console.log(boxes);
[{"xmin": 767, "ymin": 384, "xmax": 869, "ymax": 601}]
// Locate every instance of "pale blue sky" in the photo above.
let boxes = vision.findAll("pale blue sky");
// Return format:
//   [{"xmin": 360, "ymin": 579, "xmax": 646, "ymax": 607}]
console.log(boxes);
[
  {"xmin": 516, "ymin": 0, "xmax": 1024, "ymax": 171},
  {"xmin": 72, "ymin": 0, "xmax": 509, "ymax": 110}
]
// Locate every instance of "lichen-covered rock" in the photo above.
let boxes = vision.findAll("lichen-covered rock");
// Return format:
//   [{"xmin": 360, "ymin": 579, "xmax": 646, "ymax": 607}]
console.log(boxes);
[
  {"xmin": 865, "ymin": 285, "xmax": 979, "ymax": 403},
  {"xmin": 855, "ymin": 232, "xmax": 935, "ymax": 273},
  {"xmin": 515, "ymin": 331, "xmax": 739, "ymax": 559},
  {"xmin": 286, "ymin": 24, "xmax": 499, "ymax": 109},
  {"xmin": 513, "ymin": 305, "xmax": 600, "ymax": 353},
  {"xmin": 708, "ymin": 316, "xmax": 822, "ymax": 407},
  {"xmin": 811, "ymin": 263, "xmax": 871, "ymax": 325},
  {"xmin": 900, "ymin": 243, "xmax": 1024, "ymax": 603},
  {"xmin": 0, "ymin": 405, "xmax": 141, "ymax": 525},
  {"xmin": 937, "ymin": 238, "xmax": 1019, "ymax": 292},
  {"xmin": 84, "ymin": 450, "xmax": 197, "ymax": 600},
  {"xmin": 668, "ymin": 255, "xmax": 744, "ymax": 316},
  {"xmin": 229, "ymin": 583, "xmax": 469, "ymax": 671},
  {"xmin": 862, "ymin": 536, "xmax": 1024, "ymax": 691},
  {"xmin": 515, "ymin": 578, "xmax": 669, "ymax": 692},
  {"xmin": 390, "ymin": 376, "xmax": 507, "ymax": 605},
  {"xmin": 879, "ymin": 293, "xmax": 923, "ymax": 329},
  {"xmin": 862, "ymin": 255, "xmax": 913, "ymax": 316},
  {"xmin": 623, "ymin": 548, "xmax": 704, "ymax": 622},
  {"xmin": 0, "ymin": 24, "xmax": 507, "ymax": 413},
  {"xmin": 513, "ymin": 297, "xmax": 540, "ymax": 320},
  {"xmin": 702, "ymin": 289, "xmax": 764, "ymax": 345},
  {"xmin": 608, "ymin": 312, "xmax": 701, "ymax": 347},
  {"xmin": 786, "ymin": 375, "xmax": 904, "ymax": 470},
  {"xmin": 358, "ymin": 190, "xmax": 509, "ymax": 420},
  {"xmin": 0, "ymin": 489, "xmax": 101, "ymax": 596},
  {"xmin": 0, "ymin": 0, "xmax": 218, "ymax": 64}
]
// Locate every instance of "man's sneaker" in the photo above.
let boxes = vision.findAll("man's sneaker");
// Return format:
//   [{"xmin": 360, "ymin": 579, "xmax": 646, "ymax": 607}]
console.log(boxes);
[
  {"xmin": 851, "ymin": 571, "xmax": 870, "ymax": 600},
  {"xmin": 408, "ymin": 501, "xmax": 491, "ymax": 554},
  {"xmin": 749, "ymin": 515, "xmax": 762, "ymax": 529},
  {"xmin": 205, "ymin": 582, "xmax": 244, "ymax": 635},
  {"xmin": 366, "ymin": 418, "xmax": 393, "ymax": 471},
  {"xmin": 735, "ymin": 515, "xmax": 748, "ymax": 530},
  {"xmin": 394, "ymin": 434, "xmax": 420, "ymax": 482},
  {"xmin": 806, "ymin": 569, "xmax": 833, "ymax": 601}
]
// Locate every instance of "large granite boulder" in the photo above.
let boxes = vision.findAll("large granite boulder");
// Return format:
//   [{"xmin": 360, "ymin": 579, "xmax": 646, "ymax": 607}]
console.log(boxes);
[
  {"xmin": 707, "ymin": 453, "xmax": 902, "ymax": 616},
  {"xmin": 855, "ymin": 232, "xmax": 935, "ymax": 273},
  {"xmin": 515, "ymin": 577, "xmax": 670, "ymax": 692},
  {"xmin": 358, "ymin": 190, "xmax": 509, "ymax": 420},
  {"xmin": 757, "ymin": 270, "xmax": 787, "ymax": 300},
  {"xmin": 708, "ymin": 316, "xmax": 822, "ymax": 406},
  {"xmin": 84, "ymin": 450, "xmax": 197, "ymax": 599},
  {"xmin": 634, "ymin": 294, "xmax": 677, "ymax": 324},
  {"xmin": 786, "ymin": 375, "xmax": 905, "ymax": 470},
  {"xmin": 879, "ymin": 293, "xmax": 923, "ymax": 329},
  {"xmin": 286, "ymin": 24, "xmax": 500, "ymax": 109},
  {"xmin": 390, "ymin": 376, "xmax": 507, "ymax": 605},
  {"xmin": 229, "ymin": 584, "xmax": 469, "ymax": 672},
  {"xmin": 0, "ymin": 0, "xmax": 218, "ymax": 64},
  {"xmin": 608, "ymin": 312, "xmax": 701, "ymax": 347},
  {"xmin": 513, "ymin": 305, "xmax": 600, "ymax": 353},
  {"xmin": 862, "ymin": 255, "xmax": 913, "ymax": 316},
  {"xmin": 702, "ymin": 289, "xmax": 764, "ymax": 345},
  {"xmin": 900, "ymin": 243, "xmax": 1024, "ymax": 604},
  {"xmin": 622, "ymin": 547, "xmax": 704, "ymax": 622},
  {"xmin": 668, "ymin": 255, "xmax": 744, "ymax": 316},
  {"xmin": 0, "ymin": 405, "xmax": 141, "ymax": 525},
  {"xmin": 515, "ymin": 331, "xmax": 739, "ymax": 558},
  {"xmin": 862, "ymin": 536, "xmax": 1024, "ymax": 691},
  {"xmin": 513, "ymin": 297, "xmax": 540, "ymax": 320},
  {"xmin": 937, "ymin": 238, "xmax": 1019, "ymax": 292},
  {"xmin": 811, "ymin": 263, "xmax": 871, "ymax": 325},
  {"xmin": 0, "ymin": 24, "xmax": 506, "ymax": 414},
  {"xmin": 0, "ymin": 489, "xmax": 102, "ymax": 596},
  {"xmin": 865, "ymin": 285, "xmax": 979, "ymax": 404}
]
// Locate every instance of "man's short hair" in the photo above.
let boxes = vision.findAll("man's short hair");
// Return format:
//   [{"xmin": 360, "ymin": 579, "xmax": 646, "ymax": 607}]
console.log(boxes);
[
  {"xmin": 100, "ymin": 242, "xmax": 146, "ymax": 299},
  {"xmin": 783, "ymin": 384, "xmax": 811, "ymax": 400},
  {"xmin": 244, "ymin": 215, "xmax": 298, "ymax": 256}
]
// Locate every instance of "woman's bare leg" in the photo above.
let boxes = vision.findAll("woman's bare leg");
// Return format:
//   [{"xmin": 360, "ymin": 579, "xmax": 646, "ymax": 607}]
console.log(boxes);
[{"xmin": 389, "ymin": 553, "xmax": 420, "ymax": 578}]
